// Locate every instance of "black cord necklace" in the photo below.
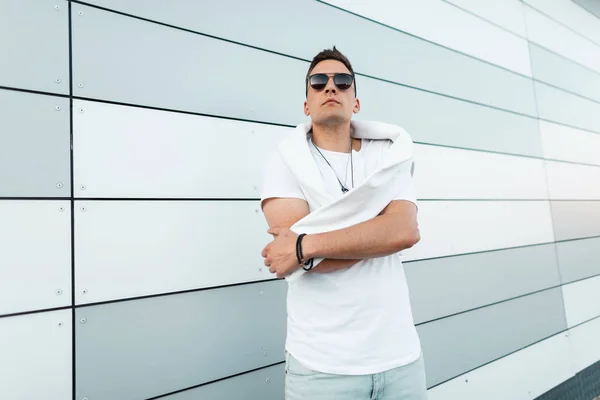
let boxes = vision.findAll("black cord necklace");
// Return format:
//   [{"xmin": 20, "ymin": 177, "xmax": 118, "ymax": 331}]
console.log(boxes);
[{"xmin": 311, "ymin": 138, "xmax": 354, "ymax": 194}]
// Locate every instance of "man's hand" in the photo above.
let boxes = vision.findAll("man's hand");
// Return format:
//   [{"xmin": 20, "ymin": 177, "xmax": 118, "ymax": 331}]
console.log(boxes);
[{"xmin": 261, "ymin": 227, "xmax": 302, "ymax": 279}]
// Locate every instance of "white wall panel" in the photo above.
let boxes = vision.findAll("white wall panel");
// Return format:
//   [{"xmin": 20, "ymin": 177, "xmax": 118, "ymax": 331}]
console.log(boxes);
[
  {"xmin": 523, "ymin": 0, "xmax": 600, "ymax": 45},
  {"xmin": 427, "ymin": 331, "xmax": 575, "ymax": 399},
  {"xmin": 402, "ymin": 201, "xmax": 555, "ymax": 261},
  {"xmin": 0, "ymin": 201, "xmax": 71, "ymax": 315},
  {"xmin": 0, "ymin": 310, "xmax": 72, "ymax": 400},
  {"xmin": 563, "ymin": 275, "xmax": 600, "ymax": 328},
  {"xmin": 321, "ymin": 0, "xmax": 532, "ymax": 76},
  {"xmin": 568, "ymin": 316, "xmax": 600, "ymax": 372},
  {"xmin": 413, "ymin": 144, "xmax": 548, "ymax": 199},
  {"xmin": 545, "ymin": 161, "xmax": 600, "ymax": 200},
  {"xmin": 524, "ymin": 6, "xmax": 600, "ymax": 74},
  {"xmin": 444, "ymin": 0, "xmax": 527, "ymax": 37},
  {"xmin": 540, "ymin": 120, "xmax": 600, "ymax": 166},
  {"xmin": 74, "ymin": 200, "xmax": 272, "ymax": 304},
  {"xmin": 73, "ymin": 100, "xmax": 286, "ymax": 198}
]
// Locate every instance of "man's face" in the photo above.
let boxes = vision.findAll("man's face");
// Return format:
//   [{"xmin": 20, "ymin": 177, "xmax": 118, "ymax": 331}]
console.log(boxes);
[{"xmin": 304, "ymin": 60, "xmax": 360, "ymax": 126}]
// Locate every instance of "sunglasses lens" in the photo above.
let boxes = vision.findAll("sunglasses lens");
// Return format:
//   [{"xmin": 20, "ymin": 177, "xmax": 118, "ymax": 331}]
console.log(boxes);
[
  {"xmin": 334, "ymin": 74, "xmax": 353, "ymax": 90},
  {"xmin": 309, "ymin": 74, "xmax": 328, "ymax": 91}
]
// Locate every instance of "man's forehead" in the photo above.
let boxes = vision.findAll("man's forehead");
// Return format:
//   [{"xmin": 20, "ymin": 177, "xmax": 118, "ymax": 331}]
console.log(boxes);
[{"xmin": 310, "ymin": 60, "xmax": 350, "ymax": 74}]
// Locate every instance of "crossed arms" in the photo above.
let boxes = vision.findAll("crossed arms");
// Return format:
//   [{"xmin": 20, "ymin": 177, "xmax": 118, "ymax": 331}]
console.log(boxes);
[{"xmin": 261, "ymin": 197, "xmax": 420, "ymax": 278}]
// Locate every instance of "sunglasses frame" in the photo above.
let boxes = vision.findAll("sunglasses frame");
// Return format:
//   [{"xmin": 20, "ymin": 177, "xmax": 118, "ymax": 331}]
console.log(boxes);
[{"xmin": 305, "ymin": 72, "xmax": 357, "ymax": 97}]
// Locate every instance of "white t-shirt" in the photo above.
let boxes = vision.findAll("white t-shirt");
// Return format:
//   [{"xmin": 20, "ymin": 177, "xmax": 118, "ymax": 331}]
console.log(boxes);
[{"xmin": 260, "ymin": 133, "xmax": 422, "ymax": 375}]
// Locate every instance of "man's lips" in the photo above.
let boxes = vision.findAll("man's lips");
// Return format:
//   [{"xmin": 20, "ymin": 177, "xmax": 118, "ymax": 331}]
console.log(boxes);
[{"xmin": 323, "ymin": 99, "xmax": 340, "ymax": 105}]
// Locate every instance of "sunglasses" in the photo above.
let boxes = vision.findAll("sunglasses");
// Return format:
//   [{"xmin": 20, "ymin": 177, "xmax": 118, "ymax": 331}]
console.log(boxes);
[{"xmin": 306, "ymin": 73, "xmax": 355, "ymax": 93}]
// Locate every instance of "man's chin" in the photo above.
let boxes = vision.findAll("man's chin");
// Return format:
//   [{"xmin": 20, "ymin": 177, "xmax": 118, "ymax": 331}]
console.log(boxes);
[{"xmin": 312, "ymin": 114, "xmax": 350, "ymax": 127}]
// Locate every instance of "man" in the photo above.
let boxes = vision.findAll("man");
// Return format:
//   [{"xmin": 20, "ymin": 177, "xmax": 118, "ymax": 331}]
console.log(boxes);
[{"xmin": 260, "ymin": 46, "xmax": 427, "ymax": 399}]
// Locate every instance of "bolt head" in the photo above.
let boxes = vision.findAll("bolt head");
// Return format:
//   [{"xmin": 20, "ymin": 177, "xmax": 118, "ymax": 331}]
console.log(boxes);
[
  {"xmin": 80, "ymin": 318, "xmax": 87, "ymax": 324},
  {"xmin": 56, "ymin": 289, "xmax": 62, "ymax": 295},
  {"xmin": 79, "ymin": 108, "xmax": 85, "ymax": 113},
  {"xmin": 80, "ymin": 184, "xmax": 86, "ymax": 190},
  {"xmin": 55, "ymin": 78, "xmax": 61, "ymax": 83},
  {"xmin": 80, "ymin": 206, "xmax": 86, "ymax": 212},
  {"xmin": 260, "ymin": 291, "xmax": 264, "ymax": 295},
  {"xmin": 55, "ymin": 106, "xmax": 61, "ymax": 111},
  {"xmin": 78, "ymin": 83, "xmax": 84, "ymax": 88},
  {"xmin": 78, "ymin": 11, "xmax": 83, "ymax": 16},
  {"xmin": 265, "ymin": 377, "xmax": 270, "ymax": 383}
]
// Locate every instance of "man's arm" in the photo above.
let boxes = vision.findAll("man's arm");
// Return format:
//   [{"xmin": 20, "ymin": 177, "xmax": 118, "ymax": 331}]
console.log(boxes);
[
  {"xmin": 261, "ymin": 197, "xmax": 361, "ymax": 274},
  {"xmin": 302, "ymin": 199, "xmax": 420, "ymax": 261}
]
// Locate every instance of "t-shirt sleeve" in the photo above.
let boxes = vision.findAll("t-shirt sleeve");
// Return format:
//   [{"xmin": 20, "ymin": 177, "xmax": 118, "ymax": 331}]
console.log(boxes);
[
  {"xmin": 260, "ymin": 150, "xmax": 307, "ymax": 206},
  {"xmin": 392, "ymin": 159, "xmax": 418, "ymax": 206}
]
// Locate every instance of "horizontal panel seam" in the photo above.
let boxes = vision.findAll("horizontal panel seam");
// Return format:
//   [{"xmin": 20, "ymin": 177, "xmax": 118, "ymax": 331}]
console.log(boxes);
[
  {"xmin": 415, "ymin": 283, "xmax": 562, "ymax": 326},
  {"xmin": 427, "ymin": 315, "xmax": 600, "ymax": 390},
  {"xmin": 70, "ymin": 1, "xmax": 540, "ymax": 118},
  {"xmin": 524, "ymin": 3, "xmax": 600, "ymax": 48},
  {"xmin": 533, "ymin": 78, "xmax": 600, "ymax": 106},
  {"xmin": 146, "ymin": 360, "xmax": 284, "ymax": 400},
  {"xmin": 529, "ymin": 41, "xmax": 600, "ymax": 79},
  {"xmin": 562, "ymin": 272, "xmax": 600, "ymax": 287},
  {"xmin": 315, "ymin": 0, "xmax": 533, "ymax": 79},
  {"xmin": 0, "ymin": 85, "xmax": 70, "ymax": 99},
  {"xmin": 0, "ymin": 305, "xmax": 72, "ymax": 320}
]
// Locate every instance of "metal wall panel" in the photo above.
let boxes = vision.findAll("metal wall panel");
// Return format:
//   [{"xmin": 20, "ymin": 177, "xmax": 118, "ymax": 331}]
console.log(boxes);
[
  {"xmin": 75, "ymin": 281, "xmax": 287, "ymax": 400},
  {"xmin": 74, "ymin": 200, "xmax": 271, "ymax": 304},
  {"xmin": 405, "ymin": 244, "xmax": 560, "ymax": 324},
  {"xmin": 550, "ymin": 201, "xmax": 600, "ymax": 241},
  {"xmin": 562, "ymin": 275, "xmax": 600, "ymax": 328},
  {"xmin": 540, "ymin": 120, "xmax": 600, "ymax": 166},
  {"xmin": 418, "ymin": 288, "xmax": 567, "ymax": 387},
  {"xmin": 535, "ymin": 81, "xmax": 600, "ymax": 134},
  {"xmin": 524, "ymin": 5, "xmax": 600, "ymax": 74},
  {"xmin": 0, "ymin": 90, "xmax": 71, "ymax": 197},
  {"xmin": 444, "ymin": 0, "xmax": 528, "ymax": 37},
  {"xmin": 530, "ymin": 43, "xmax": 600, "ymax": 103},
  {"xmin": 82, "ymin": 0, "xmax": 536, "ymax": 115},
  {"xmin": 414, "ymin": 144, "xmax": 548, "ymax": 199},
  {"xmin": 402, "ymin": 200, "xmax": 555, "ymax": 261},
  {"xmin": 163, "ymin": 365, "xmax": 284, "ymax": 400},
  {"xmin": 72, "ymin": 99, "xmax": 286, "ymax": 198},
  {"xmin": 320, "ymin": 0, "xmax": 533, "ymax": 76},
  {"xmin": 569, "ymin": 317, "xmax": 600, "ymax": 372},
  {"xmin": 524, "ymin": 0, "xmax": 600, "ymax": 44},
  {"xmin": 0, "ymin": 310, "xmax": 72, "ymax": 400},
  {"xmin": 573, "ymin": 0, "xmax": 600, "ymax": 19},
  {"xmin": 0, "ymin": 0, "xmax": 69, "ymax": 94},
  {"xmin": 545, "ymin": 161, "xmax": 600, "ymax": 200},
  {"xmin": 0, "ymin": 200, "xmax": 71, "ymax": 316},
  {"xmin": 428, "ymin": 331, "xmax": 574, "ymax": 399},
  {"xmin": 555, "ymin": 237, "xmax": 600, "ymax": 284}
]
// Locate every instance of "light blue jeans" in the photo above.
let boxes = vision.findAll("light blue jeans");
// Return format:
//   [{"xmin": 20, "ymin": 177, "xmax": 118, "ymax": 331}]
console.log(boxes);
[{"xmin": 284, "ymin": 351, "xmax": 429, "ymax": 400}]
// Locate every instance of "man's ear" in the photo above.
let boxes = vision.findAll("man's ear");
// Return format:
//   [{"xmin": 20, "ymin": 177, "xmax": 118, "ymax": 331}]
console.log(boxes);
[
  {"xmin": 304, "ymin": 100, "xmax": 310, "ymax": 116},
  {"xmin": 353, "ymin": 98, "xmax": 361, "ymax": 114}
]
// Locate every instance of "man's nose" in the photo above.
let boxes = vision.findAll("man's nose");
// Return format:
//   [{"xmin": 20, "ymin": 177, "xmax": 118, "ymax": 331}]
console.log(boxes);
[{"xmin": 325, "ymin": 77, "xmax": 336, "ymax": 93}]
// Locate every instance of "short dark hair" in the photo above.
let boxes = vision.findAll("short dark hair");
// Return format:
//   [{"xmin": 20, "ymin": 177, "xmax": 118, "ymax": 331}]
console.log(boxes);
[{"xmin": 305, "ymin": 46, "xmax": 356, "ymax": 97}]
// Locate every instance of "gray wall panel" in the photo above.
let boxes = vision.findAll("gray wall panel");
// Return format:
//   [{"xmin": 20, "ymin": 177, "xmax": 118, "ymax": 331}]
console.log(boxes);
[
  {"xmin": 573, "ymin": 0, "xmax": 600, "ymax": 18},
  {"xmin": 75, "ymin": 281, "xmax": 287, "ymax": 400},
  {"xmin": 535, "ymin": 81, "xmax": 600, "ymax": 133},
  {"xmin": 551, "ymin": 201, "xmax": 600, "ymax": 241},
  {"xmin": 82, "ymin": 0, "xmax": 537, "ymax": 116},
  {"xmin": 0, "ymin": 0, "xmax": 69, "ymax": 94},
  {"xmin": 530, "ymin": 43, "xmax": 600, "ymax": 103},
  {"xmin": 418, "ymin": 288, "xmax": 567, "ymax": 387},
  {"xmin": 405, "ymin": 244, "xmax": 561, "ymax": 324},
  {"xmin": 71, "ymin": 3, "xmax": 543, "ymax": 157},
  {"xmin": 164, "ymin": 365, "xmax": 284, "ymax": 400},
  {"xmin": 357, "ymin": 77, "xmax": 543, "ymax": 157},
  {"xmin": 71, "ymin": 4, "xmax": 307, "ymax": 126},
  {"xmin": 556, "ymin": 237, "xmax": 600, "ymax": 284},
  {"xmin": 0, "ymin": 90, "xmax": 71, "ymax": 197}
]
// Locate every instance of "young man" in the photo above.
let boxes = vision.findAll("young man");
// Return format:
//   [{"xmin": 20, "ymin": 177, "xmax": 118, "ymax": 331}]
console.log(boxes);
[{"xmin": 260, "ymin": 47, "xmax": 428, "ymax": 399}]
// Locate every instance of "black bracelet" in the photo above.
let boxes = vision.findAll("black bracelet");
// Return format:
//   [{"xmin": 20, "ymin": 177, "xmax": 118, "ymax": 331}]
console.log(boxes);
[{"xmin": 296, "ymin": 233, "xmax": 307, "ymax": 265}]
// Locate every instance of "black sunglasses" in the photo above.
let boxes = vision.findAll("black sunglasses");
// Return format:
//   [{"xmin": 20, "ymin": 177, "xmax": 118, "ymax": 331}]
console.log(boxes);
[{"xmin": 306, "ymin": 73, "xmax": 355, "ymax": 94}]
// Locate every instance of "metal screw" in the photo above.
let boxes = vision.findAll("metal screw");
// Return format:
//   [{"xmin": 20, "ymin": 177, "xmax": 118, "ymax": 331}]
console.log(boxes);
[
  {"xmin": 79, "ymin": 108, "xmax": 85, "ymax": 113},
  {"xmin": 56, "ymin": 289, "xmax": 63, "ymax": 295},
  {"xmin": 78, "ymin": 83, "xmax": 84, "ymax": 88},
  {"xmin": 255, "ymin": 209, "xmax": 259, "ymax": 213},
  {"xmin": 253, "ymin": 186, "xmax": 257, "ymax": 190},
  {"xmin": 83, "ymin": 397, "xmax": 88, "ymax": 400},
  {"xmin": 465, "ymin": 378, "xmax": 469, "ymax": 383},
  {"xmin": 80, "ymin": 184, "xmax": 86, "ymax": 190},
  {"xmin": 78, "ymin": 11, "xmax": 84, "ymax": 16},
  {"xmin": 59, "ymin": 206, "xmax": 65, "ymax": 212},
  {"xmin": 55, "ymin": 5, "xmax": 60, "ymax": 10},
  {"xmin": 265, "ymin": 377, "xmax": 270, "ymax": 383},
  {"xmin": 58, "ymin": 322, "xmax": 63, "ymax": 327},
  {"xmin": 56, "ymin": 182, "xmax": 63, "ymax": 188},
  {"xmin": 55, "ymin": 78, "xmax": 61, "ymax": 83},
  {"xmin": 263, "ymin": 351, "xmax": 268, "ymax": 356},
  {"xmin": 80, "ymin": 206, "xmax": 86, "ymax": 212},
  {"xmin": 80, "ymin": 318, "xmax": 87, "ymax": 324},
  {"xmin": 55, "ymin": 106, "xmax": 61, "ymax": 111},
  {"xmin": 258, "ymin": 268, "xmax": 262, "ymax": 272},
  {"xmin": 260, "ymin": 291, "xmax": 264, "ymax": 296},
  {"xmin": 82, "ymin": 289, "xmax": 88, "ymax": 295}
]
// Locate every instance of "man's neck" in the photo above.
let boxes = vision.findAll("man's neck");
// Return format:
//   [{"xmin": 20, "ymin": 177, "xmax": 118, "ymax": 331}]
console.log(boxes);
[{"xmin": 311, "ymin": 122, "xmax": 358, "ymax": 153}]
